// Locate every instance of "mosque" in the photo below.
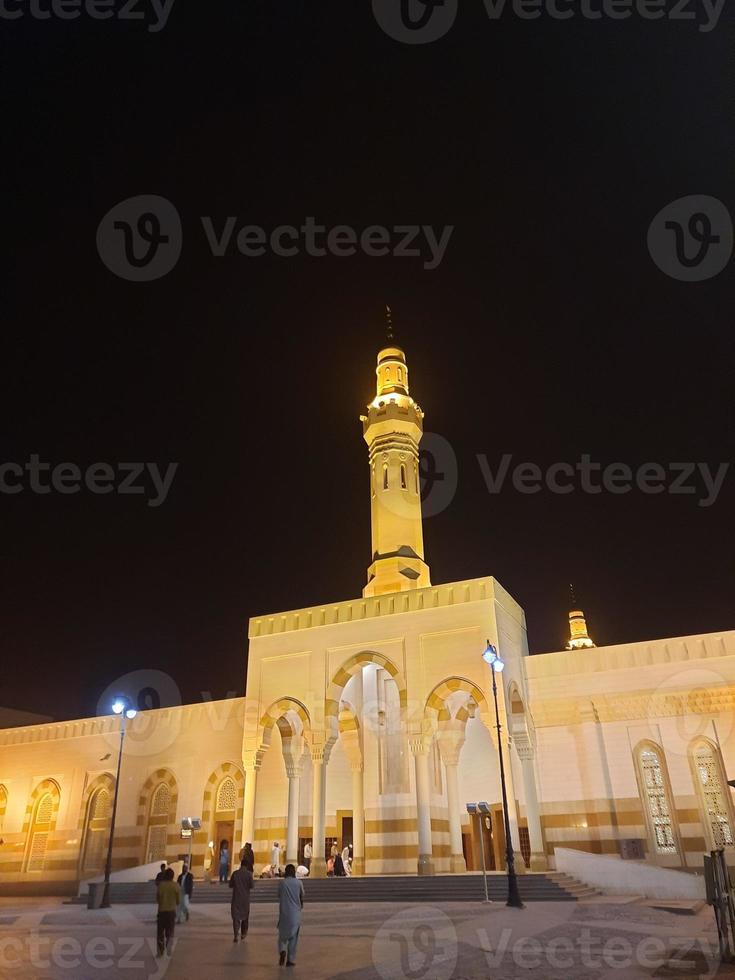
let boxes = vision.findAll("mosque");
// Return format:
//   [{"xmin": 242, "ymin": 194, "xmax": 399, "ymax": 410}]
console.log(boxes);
[{"xmin": 0, "ymin": 339, "xmax": 733, "ymax": 890}]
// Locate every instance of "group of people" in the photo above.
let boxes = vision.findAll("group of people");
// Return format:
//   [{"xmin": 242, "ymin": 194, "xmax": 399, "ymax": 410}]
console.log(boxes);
[
  {"xmin": 326, "ymin": 840, "xmax": 353, "ymax": 877},
  {"xmin": 153, "ymin": 842, "xmax": 305, "ymax": 966}
]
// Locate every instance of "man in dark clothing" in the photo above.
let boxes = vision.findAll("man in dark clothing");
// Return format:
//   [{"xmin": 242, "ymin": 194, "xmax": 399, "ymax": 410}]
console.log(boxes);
[
  {"xmin": 154, "ymin": 863, "xmax": 167, "ymax": 893},
  {"xmin": 229, "ymin": 858, "xmax": 254, "ymax": 942},
  {"xmin": 176, "ymin": 863, "xmax": 194, "ymax": 922}
]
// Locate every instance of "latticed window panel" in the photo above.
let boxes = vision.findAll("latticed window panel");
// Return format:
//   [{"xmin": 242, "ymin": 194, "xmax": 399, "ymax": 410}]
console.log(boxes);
[
  {"xmin": 695, "ymin": 746, "xmax": 734, "ymax": 848},
  {"xmin": 640, "ymin": 749, "xmax": 677, "ymax": 854},
  {"xmin": 216, "ymin": 778, "xmax": 237, "ymax": 813},
  {"xmin": 92, "ymin": 789, "xmax": 111, "ymax": 821},
  {"xmin": 151, "ymin": 783, "xmax": 171, "ymax": 818},
  {"xmin": 36, "ymin": 793, "xmax": 53, "ymax": 825},
  {"xmin": 147, "ymin": 825, "xmax": 168, "ymax": 863},
  {"xmin": 28, "ymin": 832, "xmax": 49, "ymax": 871}
]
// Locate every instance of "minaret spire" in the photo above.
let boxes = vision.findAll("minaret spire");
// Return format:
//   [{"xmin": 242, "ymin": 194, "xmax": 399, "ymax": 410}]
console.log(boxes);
[
  {"xmin": 359, "ymin": 333, "xmax": 430, "ymax": 598},
  {"xmin": 566, "ymin": 584, "xmax": 595, "ymax": 650}
]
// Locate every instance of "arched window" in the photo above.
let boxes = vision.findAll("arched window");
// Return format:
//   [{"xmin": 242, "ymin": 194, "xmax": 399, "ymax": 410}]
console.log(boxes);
[
  {"xmin": 82, "ymin": 786, "xmax": 112, "ymax": 872},
  {"xmin": 692, "ymin": 740, "xmax": 734, "ymax": 849},
  {"xmin": 400, "ymin": 464, "xmax": 407, "ymax": 490},
  {"xmin": 25, "ymin": 784, "xmax": 59, "ymax": 872},
  {"xmin": 146, "ymin": 782, "xmax": 172, "ymax": 863},
  {"xmin": 414, "ymin": 460, "xmax": 419, "ymax": 494},
  {"xmin": 383, "ymin": 463, "xmax": 389, "ymax": 490},
  {"xmin": 371, "ymin": 462, "xmax": 376, "ymax": 499},
  {"xmin": 0, "ymin": 785, "xmax": 7, "ymax": 833},
  {"xmin": 398, "ymin": 367, "xmax": 403, "ymax": 382},
  {"xmin": 216, "ymin": 778, "xmax": 237, "ymax": 813},
  {"xmin": 634, "ymin": 743, "xmax": 678, "ymax": 856}
]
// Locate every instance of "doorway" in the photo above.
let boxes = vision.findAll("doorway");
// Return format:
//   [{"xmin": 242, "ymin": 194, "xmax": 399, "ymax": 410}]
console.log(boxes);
[{"xmin": 215, "ymin": 821, "xmax": 234, "ymax": 880}]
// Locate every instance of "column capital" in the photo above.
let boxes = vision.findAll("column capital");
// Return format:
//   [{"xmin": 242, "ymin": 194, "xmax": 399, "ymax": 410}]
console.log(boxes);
[
  {"xmin": 437, "ymin": 729, "xmax": 466, "ymax": 768},
  {"xmin": 242, "ymin": 749, "xmax": 264, "ymax": 772},
  {"xmin": 285, "ymin": 763, "xmax": 302, "ymax": 779}
]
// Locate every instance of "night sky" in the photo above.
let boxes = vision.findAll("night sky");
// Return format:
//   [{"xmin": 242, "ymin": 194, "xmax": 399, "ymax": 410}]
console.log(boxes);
[{"xmin": 2, "ymin": 1, "xmax": 733, "ymax": 722}]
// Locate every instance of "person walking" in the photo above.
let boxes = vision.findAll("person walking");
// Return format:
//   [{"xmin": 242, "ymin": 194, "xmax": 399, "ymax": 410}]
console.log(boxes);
[
  {"xmin": 303, "ymin": 840, "xmax": 312, "ymax": 870},
  {"xmin": 229, "ymin": 858, "xmax": 254, "ymax": 942},
  {"xmin": 270, "ymin": 841, "xmax": 281, "ymax": 876},
  {"xmin": 219, "ymin": 842, "xmax": 230, "ymax": 883},
  {"xmin": 154, "ymin": 863, "xmax": 167, "ymax": 890},
  {"xmin": 156, "ymin": 867, "xmax": 180, "ymax": 958},
  {"xmin": 176, "ymin": 863, "xmax": 193, "ymax": 922},
  {"xmin": 277, "ymin": 864, "xmax": 304, "ymax": 966}
]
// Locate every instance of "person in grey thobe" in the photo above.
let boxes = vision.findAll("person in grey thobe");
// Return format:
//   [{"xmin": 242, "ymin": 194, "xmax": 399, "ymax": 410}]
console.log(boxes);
[
  {"xmin": 277, "ymin": 864, "xmax": 304, "ymax": 965},
  {"xmin": 229, "ymin": 860, "xmax": 254, "ymax": 941}
]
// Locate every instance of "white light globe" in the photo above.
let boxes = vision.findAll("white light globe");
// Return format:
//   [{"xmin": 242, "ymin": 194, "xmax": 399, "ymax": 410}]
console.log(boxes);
[
  {"xmin": 492, "ymin": 659, "xmax": 505, "ymax": 673},
  {"xmin": 125, "ymin": 708, "xmax": 137, "ymax": 719},
  {"xmin": 111, "ymin": 700, "xmax": 125, "ymax": 715},
  {"xmin": 482, "ymin": 643, "xmax": 498, "ymax": 665}
]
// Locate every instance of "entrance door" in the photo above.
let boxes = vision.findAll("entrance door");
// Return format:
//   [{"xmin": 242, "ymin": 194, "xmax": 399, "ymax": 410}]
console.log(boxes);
[{"xmin": 215, "ymin": 821, "xmax": 234, "ymax": 879}]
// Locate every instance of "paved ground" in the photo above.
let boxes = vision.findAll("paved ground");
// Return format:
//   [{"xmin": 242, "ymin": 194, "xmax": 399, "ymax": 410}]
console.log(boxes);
[{"xmin": 0, "ymin": 896, "xmax": 734, "ymax": 979}]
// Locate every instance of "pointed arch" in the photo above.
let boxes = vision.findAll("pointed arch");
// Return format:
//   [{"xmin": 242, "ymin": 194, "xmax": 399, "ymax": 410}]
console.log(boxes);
[
  {"xmin": 23, "ymin": 779, "xmax": 61, "ymax": 872},
  {"xmin": 136, "ymin": 768, "xmax": 178, "ymax": 865},
  {"xmin": 259, "ymin": 698, "xmax": 311, "ymax": 742},
  {"xmin": 424, "ymin": 676, "xmax": 489, "ymax": 724},
  {"xmin": 78, "ymin": 773, "xmax": 115, "ymax": 874},
  {"xmin": 689, "ymin": 737, "xmax": 734, "ymax": 849},
  {"xmin": 326, "ymin": 651, "xmax": 407, "ymax": 723}
]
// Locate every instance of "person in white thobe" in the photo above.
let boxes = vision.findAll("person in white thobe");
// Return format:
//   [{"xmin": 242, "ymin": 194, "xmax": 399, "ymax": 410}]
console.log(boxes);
[{"xmin": 271, "ymin": 841, "xmax": 281, "ymax": 874}]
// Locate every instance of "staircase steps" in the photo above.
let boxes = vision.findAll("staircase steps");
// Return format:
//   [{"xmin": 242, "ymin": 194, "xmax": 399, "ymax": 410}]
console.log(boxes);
[
  {"xmin": 70, "ymin": 873, "xmax": 580, "ymax": 905},
  {"xmin": 546, "ymin": 872, "xmax": 602, "ymax": 898}
]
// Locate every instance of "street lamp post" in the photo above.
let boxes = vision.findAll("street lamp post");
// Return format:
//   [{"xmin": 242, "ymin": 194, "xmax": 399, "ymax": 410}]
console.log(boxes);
[
  {"xmin": 482, "ymin": 640, "xmax": 524, "ymax": 910},
  {"xmin": 100, "ymin": 697, "xmax": 137, "ymax": 909}
]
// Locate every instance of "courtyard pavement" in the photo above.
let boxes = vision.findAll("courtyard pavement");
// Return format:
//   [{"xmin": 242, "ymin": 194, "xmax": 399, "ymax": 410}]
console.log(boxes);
[{"xmin": 0, "ymin": 896, "xmax": 734, "ymax": 979}]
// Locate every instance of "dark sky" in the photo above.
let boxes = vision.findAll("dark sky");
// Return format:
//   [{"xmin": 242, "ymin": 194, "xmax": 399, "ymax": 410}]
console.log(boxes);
[{"xmin": 2, "ymin": 0, "xmax": 733, "ymax": 721}]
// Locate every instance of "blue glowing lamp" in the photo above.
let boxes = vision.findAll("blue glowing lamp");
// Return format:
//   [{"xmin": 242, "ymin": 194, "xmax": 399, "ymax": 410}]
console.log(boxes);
[{"xmin": 482, "ymin": 641, "xmax": 505, "ymax": 673}]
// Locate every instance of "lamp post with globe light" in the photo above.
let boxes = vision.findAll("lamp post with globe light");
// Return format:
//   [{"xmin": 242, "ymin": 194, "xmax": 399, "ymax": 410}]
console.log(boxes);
[
  {"xmin": 482, "ymin": 640, "xmax": 524, "ymax": 909},
  {"xmin": 100, "ymin": 696, "xmax": 137, "ymax": 908}
]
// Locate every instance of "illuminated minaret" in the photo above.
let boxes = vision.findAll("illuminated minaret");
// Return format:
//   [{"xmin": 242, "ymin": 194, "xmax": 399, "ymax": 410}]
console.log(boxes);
[
  {"xmin": 566, "ymin": 584, "xmax": 595, "ymax": 650},
  {"xmin": 360, "ymin": 309, "xmax": 431, "ymax": 597}
]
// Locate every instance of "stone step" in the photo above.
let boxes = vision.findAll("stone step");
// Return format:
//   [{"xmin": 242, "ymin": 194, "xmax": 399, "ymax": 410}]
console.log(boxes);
[{"xmin": 71, "ymin": 873, "xmax": 579, "ymax": 905}]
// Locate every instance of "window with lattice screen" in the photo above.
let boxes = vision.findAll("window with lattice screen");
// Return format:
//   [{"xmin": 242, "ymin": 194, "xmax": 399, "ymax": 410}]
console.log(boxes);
[
  {"xmin": 694, "ymin": 742, "xmax": 734, "ymax": 848},
  {"xmin": 92, "ymin": 789, "xmax": 111, "ymax": 821},
  {"xmin": 151, "ymin": 783, "xmax": 171, "ymax": 817},
  {"xmin": 147, "ymin": 825, "xmax": 168, "ymax": 863},
  {"xmin": 26, "ymin": 791, "xmax": 55, "ymax": 872},
  {"xmin": 216, "ymin": 778, "xmax": 236, "ymax": 813},
  {"xmin": 638, "ymin": 747, "xmax": 677, "ymax": 855},
  {"xmin": 28, "ymin": 832, "xmax": 49, "ymax": 871}
]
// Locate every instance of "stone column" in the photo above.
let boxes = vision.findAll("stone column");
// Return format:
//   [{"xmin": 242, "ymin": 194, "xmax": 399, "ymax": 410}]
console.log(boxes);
[
  {"xmin": 437, "ymin": 729, "xmax": 467, "ymax": 873},
  {"xmin": 517, "ymin": 746, "xmax": 547, "ymax": 871},
  {"xmin": 241, "ymin": 751, "xmax": 262, "ymax": 848},
  {"xmin": 502, "ymin": 736, "xmax": 527, "ymax": 873},
  {"xmin": 351, "ymin": 762, "xmax": 365, "ymax": 875},
  {"xmin": 410, "ymin": 736, "xmax": 435, "ymax": 876},
  {"xmin": 310, "ymin": 745, "xmax": 328, "ymax": 878},
  {"xmin": 285, "ymin": 767, "xmax": 301, "ymax": 865}
]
